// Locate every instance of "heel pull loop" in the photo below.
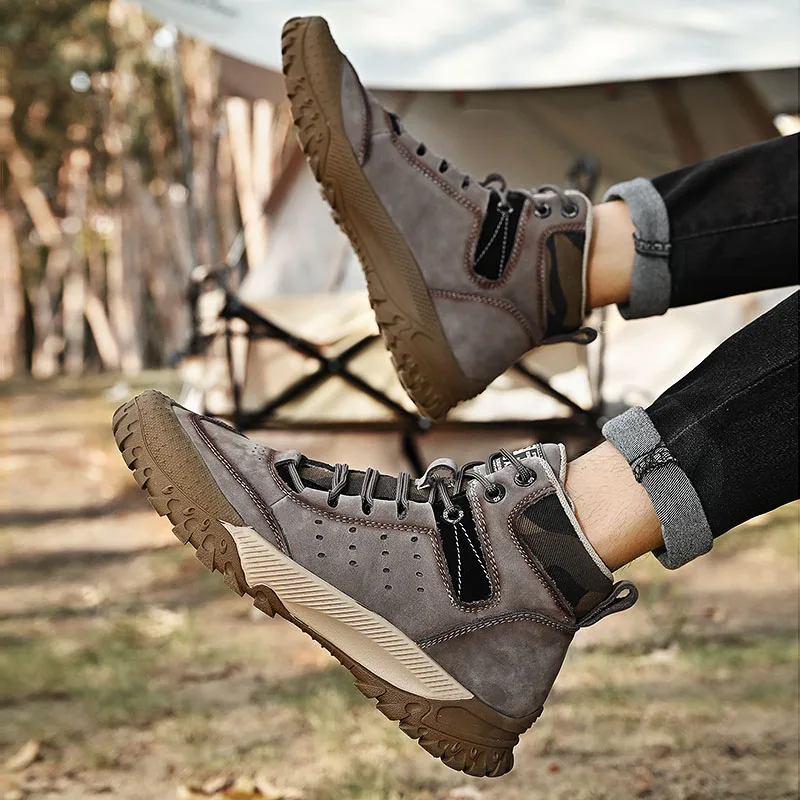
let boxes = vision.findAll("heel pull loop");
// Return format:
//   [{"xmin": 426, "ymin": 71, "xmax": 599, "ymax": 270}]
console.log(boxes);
[{"xmin": 578, "ymin": 580, "xmax": 638, "ymax": 627}]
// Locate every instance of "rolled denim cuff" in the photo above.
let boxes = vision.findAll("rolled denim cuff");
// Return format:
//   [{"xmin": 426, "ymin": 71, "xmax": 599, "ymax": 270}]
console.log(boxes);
[
  {"xmin": 602, "ymin": 177, "xmax": 671, "ymax": 319},
  {"xmin": 602, "ymin": 406, "xmax": 713, "ymax": 569}
]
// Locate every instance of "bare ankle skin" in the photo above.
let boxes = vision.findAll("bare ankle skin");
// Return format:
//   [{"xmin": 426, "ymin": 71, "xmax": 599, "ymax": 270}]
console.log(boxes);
[
  {"xmin": 586, "ymin": 200, "xmax": 636, "ymax": 310},
  {"xmin": 566, "ymin": 441, "xmax": 663, "ymax": 571}
]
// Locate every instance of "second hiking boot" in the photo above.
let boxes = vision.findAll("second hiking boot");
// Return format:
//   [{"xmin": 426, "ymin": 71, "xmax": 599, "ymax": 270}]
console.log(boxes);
[
  {"xmin": 114, "ymin": 391, "xmax": 638, "ymax": 777},
  {"xmin": 282, "ymin": 16, "xmax": 596, "ymax": 420}
]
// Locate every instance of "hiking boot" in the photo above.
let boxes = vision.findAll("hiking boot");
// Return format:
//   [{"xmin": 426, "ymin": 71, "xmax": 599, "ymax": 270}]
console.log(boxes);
[
  {"xmin": 281, "ymin": 17, "xmax": 596, "ymax": 420},
  {"xmin": 113, "ymin": 391, "xmax": 637, "ymax": 777}
]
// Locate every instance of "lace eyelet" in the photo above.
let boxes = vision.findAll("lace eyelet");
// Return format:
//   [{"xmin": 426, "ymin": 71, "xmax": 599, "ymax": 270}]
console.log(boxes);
[
  {"xmin": 534, "ymin": 203, "xmax": 552, "ymax": 219},
  {"xmin": 416, "ymin": 144, "xmax": 426, "ymax": 156},
  {"xmin": 361, "ymin": 502, "xmax": 373, "ymax": 515},
  {"xmin": 514, "ymin": 471, "xmax": 536, "ymax": 487},
  {"xmin": 443, "ymin": 507, "xmax": 464, "ymax": 524},
  {"xmin": 327, "ymin": 498, "xmax": 339, "ymax": 508},
  {"xmin": 484, "ymin": 485, "xmax": 506, "ymax": 503},
  {"xmin": 497, "ymin": 203, "xmax": 513, "ymax": 214},
  {"xmin": 561, "ymin": 204, "xmax": 579, "ymax": 218}
]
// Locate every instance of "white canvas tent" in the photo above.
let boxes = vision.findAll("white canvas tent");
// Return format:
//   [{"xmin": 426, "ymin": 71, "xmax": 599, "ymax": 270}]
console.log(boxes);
[{"xmin": 138, "ymin": 0, "xmax": 799, "ymax": 431}]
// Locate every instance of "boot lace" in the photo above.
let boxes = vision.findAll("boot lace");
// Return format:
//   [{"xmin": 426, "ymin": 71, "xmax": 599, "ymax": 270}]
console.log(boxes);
[
  {"xmin": 275, "ymin": 449, "xmax": 536, "ymax": 521},
  {"xmin": 387, "ymin": 112, "xmax": 578, "ymax": 218}
]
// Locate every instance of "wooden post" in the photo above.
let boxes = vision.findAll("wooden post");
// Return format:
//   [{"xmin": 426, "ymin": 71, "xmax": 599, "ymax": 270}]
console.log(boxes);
[
  {"xmin": 226, "ymin": 97, "xmax": 268, "ymax": 269},
  {"xmin": 0, "ymin": 210, "xmax": 24, "ymax": 379},
  {"xmin": 62, "ymin": 148, "xmax": 91, "ymax": 375}
]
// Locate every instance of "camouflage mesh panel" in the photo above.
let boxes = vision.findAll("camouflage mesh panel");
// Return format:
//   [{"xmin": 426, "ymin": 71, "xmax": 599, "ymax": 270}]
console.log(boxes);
[
  {"xmin": 545, "ymin": 230, "xmax": 586, "ymax": 336},
  {"xmin": 515, "ymin": 492, "xmax": 611, "ymax": 618}
]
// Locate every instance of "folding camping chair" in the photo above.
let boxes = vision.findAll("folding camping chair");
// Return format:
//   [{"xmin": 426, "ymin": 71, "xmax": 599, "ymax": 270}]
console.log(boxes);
[{"xmin": 180, "ymin": 158, "xmax": 614, "ymax": 475}]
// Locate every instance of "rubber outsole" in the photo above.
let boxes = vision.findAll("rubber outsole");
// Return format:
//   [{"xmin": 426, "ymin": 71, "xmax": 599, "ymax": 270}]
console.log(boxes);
[
  {"xmin": 112, "ymin": 390, "xmax": 539, "ymax": 777},
  {"xmin": 280, "ymin": 16, "xmax": 485, "ymax": 421}
]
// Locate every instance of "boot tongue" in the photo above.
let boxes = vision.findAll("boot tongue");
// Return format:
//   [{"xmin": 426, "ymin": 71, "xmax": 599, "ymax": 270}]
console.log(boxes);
[{"xmin": 487, "ymin": 443, "xmax": 564, "ymax": 479}]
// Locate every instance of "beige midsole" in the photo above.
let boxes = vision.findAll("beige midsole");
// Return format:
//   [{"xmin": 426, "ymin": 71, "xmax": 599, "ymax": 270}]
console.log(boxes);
[{"xmin": 222, "ymin": 522, "xmax": 472, "ymax": 701}]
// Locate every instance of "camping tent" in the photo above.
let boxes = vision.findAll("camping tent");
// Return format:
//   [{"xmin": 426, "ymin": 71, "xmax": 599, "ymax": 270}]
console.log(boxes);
[{"xmin": 138, "ymin": 1, "xmax": 799, "ymax": 434}]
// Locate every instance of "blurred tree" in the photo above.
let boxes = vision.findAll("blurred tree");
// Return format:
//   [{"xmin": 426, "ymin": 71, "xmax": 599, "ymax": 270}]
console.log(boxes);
[{"xmin": 0, "ymin": 0, "xmax": 220, "ymax": 376}]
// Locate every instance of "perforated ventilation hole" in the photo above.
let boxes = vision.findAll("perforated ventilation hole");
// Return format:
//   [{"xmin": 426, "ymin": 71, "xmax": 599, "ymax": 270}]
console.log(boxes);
[
  {"xmin": 413, "ymin": 554, "xmax": 421, "ymax": 560},
  {"xmin": 417, "ymin": 587, "xmax": 424, "ymax": 593},
  {"xmin": 349, "ymin": 560, "xmax": 357, "ymax": 566},
  {"xmin": 415, "ymin": 571, "xmax": 423, "ymax": 577},
  {"xmin": 382, "ymin": 567, "xmax": 390, "ymax": 573},
  {"xmin": 315, "ymin": 534, "xmax": 323, "ymax": 540},
  {"xmin": 410, "ymin": 536, "xmax": 418, "ymax": 542},
  {"xmin": 314, "ymin": 519, "xmax": 323, "ymax": 525},
  {"xmin": 380, "ymin": 534, "xmax": 388, "ymax": 540},
  {"xmin": 385, "ymin": 584, "xmax": 392, "ymax": 590},
  {"xmin": 381, "ymin": 550, "xmax": 389, "ymax": 556},
  {"xmin": 349, "ymin": 527, "xmax": 357, "ymax": 533},
  {"xmin": 348, "ymin": 544, "xmax": 356, "ymax": 551},
  {"xmin": 317, "ymin": 552, "xmax": 325, "ymax": 558}
]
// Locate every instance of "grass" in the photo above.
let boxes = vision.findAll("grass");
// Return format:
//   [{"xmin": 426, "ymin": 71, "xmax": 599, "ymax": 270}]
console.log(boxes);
[{"xmin": 0, "ymin": 379, "xmax": 797, "ymax": 799}]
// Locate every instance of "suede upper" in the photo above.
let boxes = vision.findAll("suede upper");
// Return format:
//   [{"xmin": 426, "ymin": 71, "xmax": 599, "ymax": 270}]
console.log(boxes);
[
  {"xmin": 336, "ymin": 59, "xmax": 592, "ymax": 386},
  {"xmin": 177, "ymin": 409, "xmax": 585, "ymax": 717}
]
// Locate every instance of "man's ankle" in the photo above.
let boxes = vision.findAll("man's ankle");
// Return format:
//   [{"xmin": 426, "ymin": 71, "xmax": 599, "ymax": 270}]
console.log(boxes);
[
  {"xmin": 586, "ymin": 200, "xmax": 636, "ymax": 310},
  {"xmin": 565, "ymin": 441, "xmax": 663, "ymax": 571}
]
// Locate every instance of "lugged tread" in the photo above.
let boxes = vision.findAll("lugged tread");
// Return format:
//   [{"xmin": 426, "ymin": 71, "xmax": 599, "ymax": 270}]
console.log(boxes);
[
  {"xmin": 281, "ymin": 16, "xmax": 487, "ymax": 421},
  {"xmin": 112, "ymin": 389, "xmax": 539, "ymax": 777}
]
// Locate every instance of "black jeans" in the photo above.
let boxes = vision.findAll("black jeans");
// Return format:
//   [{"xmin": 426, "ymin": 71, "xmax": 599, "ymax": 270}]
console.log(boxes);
[{"xmin": 604, "ymin": 134, "xmax": 799, "ymax": 567}]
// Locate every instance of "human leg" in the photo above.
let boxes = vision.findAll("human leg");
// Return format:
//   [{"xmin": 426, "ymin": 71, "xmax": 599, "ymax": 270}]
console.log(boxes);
[
  {"xmin": 282, "ymin": 17, "xmax": 798, "ymax": 419},
  {"xmin": 114, "ymin": 391, "xmax": 637, "ymax": 777},
  {"xmin": 599, "ymin": 133, "xmax": 799, "ymax": 318},
  {"xmin": 569, "ymin": 291, "xmax": 799, "ymax": 570}
]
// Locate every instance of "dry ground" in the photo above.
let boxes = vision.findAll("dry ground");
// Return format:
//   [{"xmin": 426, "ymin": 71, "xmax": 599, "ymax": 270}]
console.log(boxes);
[{"xmin": 1, "ymin": 375, "xmax": 798, "ymax": 800}]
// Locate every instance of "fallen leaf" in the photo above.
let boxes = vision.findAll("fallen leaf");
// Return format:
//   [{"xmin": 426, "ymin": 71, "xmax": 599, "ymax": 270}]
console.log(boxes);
[
  {"xmin": 254, "ymin": 775, "xmax": 303, "ymax": 799},
  {"xmin": 3, "ymin": 741, "xmax": 40, "ymax": 772},
  {"xmin": 202, "ymin": 775, "xmax": 234, "ymax": 795},
  {"xmin": 176, "ymin": 786, "xmax": 208, "ymax": 799}
]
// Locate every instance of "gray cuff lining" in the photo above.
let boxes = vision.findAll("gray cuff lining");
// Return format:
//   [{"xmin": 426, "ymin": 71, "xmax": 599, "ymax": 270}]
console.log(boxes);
[
  {"xmin": 602, "ymin": 406, "xmax": 713, "ymax": 569},
  {"xmin": 603, "ymin": 177, "xmax": 671, "ymax": 319}
]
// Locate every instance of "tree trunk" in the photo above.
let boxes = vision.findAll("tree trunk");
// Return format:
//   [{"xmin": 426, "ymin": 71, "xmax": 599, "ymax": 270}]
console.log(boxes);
[
  {"xmin": 0, "ymin": 210, "xmax": 25, "ymax": 379},
  {"xmin": 62, "ymin": 149, "xmax": 91, "ymax": 375}
]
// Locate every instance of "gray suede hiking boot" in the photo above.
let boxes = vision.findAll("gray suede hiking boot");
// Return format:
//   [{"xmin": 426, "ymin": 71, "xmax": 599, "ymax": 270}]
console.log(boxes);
[
  {"xmin": 114, "ymin": 391, "xmax": 637, "ymax": 777},
  {"xmin": 281, "ymin": 17, "xmax": 596, "ymax": 420}
]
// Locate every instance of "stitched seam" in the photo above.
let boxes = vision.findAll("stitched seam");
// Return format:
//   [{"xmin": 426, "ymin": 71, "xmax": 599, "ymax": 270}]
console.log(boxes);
[
  {"xmin": 473, "ymin": 199, "xmax": 532, "ymax": 289},
  {"xmin": 666, "ymin": 357, "xmax": 799, "ymax": 446},
  {"xmin": 190, "ymin": 416, "xmax": 288, "ymax": 553},
  {"xmin": 267, "ymin": 454, "xmax": 433, "ymax": 533},
  {"xmin": 463, "ymin": 198, "xmax": 533, "ymax": 290},
  {"xmin": 506, "ymin": 483, "xmax": 574, "ymax": 619},
  {"xmin": 474, "ymin": 215, "xmax": 505, "ymax": 265},
  {"xmin": 429, "ymin": 288, "xmax": 536, "ymax": 344},
  {"xmin": 355, "ymin": 80, "xmax": 371, "ymax": 166},
  {"xmin": 417, "ymin": 612, "xmax": 577, "ymax": 649},
  {"xmin": 457, "ymin": 483, "xmax": 502, "ymax": 613},
  {"xmin": 390, "ymin": 134, "xmax": 485, "ymax": 289}
]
